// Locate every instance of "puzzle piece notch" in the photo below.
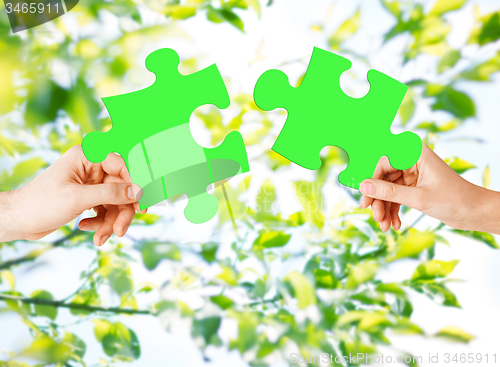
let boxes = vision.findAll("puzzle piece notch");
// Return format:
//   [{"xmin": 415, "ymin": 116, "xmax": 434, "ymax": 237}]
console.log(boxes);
[
  {"xmin": 82, "ymin": 48, "xmax": 249, "ymax": 224},
  {"xmin": 253, "ymin": 47, "xmax": 422, "ymax": 189}
]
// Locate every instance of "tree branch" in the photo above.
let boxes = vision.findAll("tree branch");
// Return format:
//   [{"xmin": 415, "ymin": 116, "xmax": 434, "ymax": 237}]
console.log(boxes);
[
  {"xmin": 0, "ymin": 293, "xmax": 152, "ymax": 315},
  {"xmin": 0, "ymin": 229, "xmax": 83, "ymax": 271},
  {"xmin": 247, "ymin": 295, "xmax": 283, "ymax": 307}
]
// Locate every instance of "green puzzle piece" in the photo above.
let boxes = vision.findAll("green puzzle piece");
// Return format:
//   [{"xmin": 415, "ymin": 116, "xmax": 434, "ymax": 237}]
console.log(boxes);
[
  {"xmin": 253, "ymin": 47, "xmax": 422, "ymax": 189},
  {"xmin": 82, "ymin": 48, "xmax": 249, "ymax": 224}
]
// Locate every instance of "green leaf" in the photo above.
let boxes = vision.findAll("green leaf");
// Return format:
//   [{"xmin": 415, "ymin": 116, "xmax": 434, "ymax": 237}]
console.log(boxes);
[
  {"xmin": 210, "ymin": 295, "xmax": 234, "ymax": 310},
  {"xmin": 62, "ymin": 332, "xmax": 86, "ymax": 360},
  {"xmin": 399, "ymin": 89, "xmax": 415, "ymax": 125},
  {"xmin": 410, "ymin": 281, "xmax": 461, "ymax": 307},
  {"xmin": 25, "ymin": 80, "xmax": 69, "ymax": 127},
  {"xmin": 128, "ymin": 329, "xmax": 141, "ymax": 359},
  {"xmin": 94, "ymin": 319, "xmax": 114, "ymax": 342},
  {"xmin": 416, "ymin": 119, "xmax": 461, "ymax": 132},
  {"xmin": 1, "ymin": 291, "xmax": 31, "ymax": 315},
  {"xmin": 200, "ymin": 242, "xmax": 218, "ymax": 263},
  {"xmin": 452, "ymin": 230, "xmax": 499, "ymax": 249},
  {"xmin": 140, "ymin": 242, "xmax": 181, "ymax": 270},
  {"xmin": 328, "ymin": 10, "xmax": 360, "ymax": 50},
  {"xmin": 217, "ymin": 266, "xmax": 238, "ymax": 286},
  {"xmin": 294, "ymin": 180, "xmax": 325, "ymax": 228},
  {"xmin": 351, "ymin": 289, "xmax": 387, "ymax": 307},
  {"xmin": 70, "ymin": 289, "xmax": 100, "ymax": 316},
  {"xmin": 283, "ymin": 271, "xmax": 316, "ymax": 308},
  {"xmin": 425, "ymin": 84, "xmax": 475, "ymax": 119},
  {"xmin": 429, "ymin": 0, "xmax": 467, "ymax": 16},
  {"xmin": 154, "ymin": 300, "xmax": 175, "ymax": 314},
  {"xmin": 228, "ymin": 311, "xmax": 260, "ymax": 353},
  {"xmin": 31, "ymin": 290, "xmax": 57, "ymax": 320},
  {"xmin": 136, "ymin": 282, "xmax": 157, "ymax": 293},
  {"xmin": 357, "ymin": 312, "xmax": 391, "ymax": 331},
  {"xmin": 411, "ymin": 260, "xmax": 459, "ymax": 281},
  {"xmin": 241, "ymin": 278, "xmax": 267, "ymax": 299},
  {"xmin": 132, "ymin": 213, "xmax": 161, "ymax": 225},
  {"xmin": 444, "ymin": 157, "xmax": 476, "ymax": 174},
  {"xmin": 64, "ymin": 78, "xmax": 101, "ymax": 133},
  {"xmin": 206, "ymin": 6, "xmax": 245, "ymax": 32},
  {"xmin": 376, "ymin": 283, "xmax": 406, "ymax": 295},
  {"xmin": 343, "ymin": 341, "xmax": 377, "ymax": 360},
  {"xmin": 0, "ymin": 158, "xmax": 46, "ymax": 191},
  {"xmin": 247, "ymin": 0, "xmax": 261, "ymax": 16},
  {"xmin": 459, "ymin": 52, "xmax": 500, "ymax": 81},
  {"xmin": 166, "ymin": 5, "xmax": 197, "ymax": 20},
  {"xmin": 483, "ymin": 165, "xmax": 491, "ymax": 188},
  {"xmin": 256, "ymin": 339, "xmax": 277, "ymax": 359},
  {"xmin": 21, "ymin": 336, "xmax": 71, "ymax": 364},
  {"xmin": 346, "ymin": 261, "xmax": 379, "ymax": 289},
  {"xmin": 313, "ymin": 268, "xmax": 338, "ymax": 289},
  {"xmin": 391, "ymin": 320, "xmax": 424, "ymax": 335},
  {"xmin": 0, "ymin": 134, "xmax": 30, "ymax": 157},
  {"xmin": 97, "ymin": 257, "xmax": 133, "ymax": 295},
  {"xmin": 288, "ymin": 211, "xmax": 306, "ymax": 226},
  {"xmin": 252, "ymin": 230, "xmax": 291, "ymax": 251},
  {"xmin": 337, "ymin": 310, "xmax": 375, "ymax": 328},
  {"xmin": 389, "ymin": 229, "xmax": 436, "ymax": 261},
  {"xmin": 438, "ymin": 50, "xmax": 461, "ymax": 73},
  {"xmin": 393, "ymin": 296, "xmax": 414, "ymax": 318},
  {"xmin": 468, "ymin": 10, "xmax": 500, "ymax": 46},
  {"xmin": 435, "ymin": 326, "xmax": 475, "ymax": 343},
  {"xmin": 251, "ymin": 278, "xmax": 267, "ymax": 298},
  {"xmin": 381, "ymin": 0, "xmax": 401, "ymax": 17},
  {"xmin": 192, "ymin": 317, "xmax": 221, "ymax": 345},
  {"xmin": 0, "ymin": 361, "xmax": 31, "ymax": 367},
  {"xmin": 0, "ymin": 270, "xmax": 15, "ymax": 291},
  {"xmin": 93, "ymin": 320, "xmax": 140, "ymax": 360}
]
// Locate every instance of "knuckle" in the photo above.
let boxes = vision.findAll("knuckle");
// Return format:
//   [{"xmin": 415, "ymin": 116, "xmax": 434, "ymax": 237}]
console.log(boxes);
[
  {"xmin": 383, "ymin": 184, "xmax": 397, "ymax": 201},
  {"xmin": 104, "ymin": 184, "xmax": 121, "ymax": 200},
  {"xmin": 67, "ymin": 144, "xmax": 83, "ymax": 155}
]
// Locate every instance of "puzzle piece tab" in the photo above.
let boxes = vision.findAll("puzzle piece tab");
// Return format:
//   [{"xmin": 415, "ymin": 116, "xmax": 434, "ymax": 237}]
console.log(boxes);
[
  {"xmin": 82, "ymin": 48, "xmax": 249, "ymax": 224},
  {"xmin": 253, "ymin": 47, "xmax": 422, "ymax": 189}
]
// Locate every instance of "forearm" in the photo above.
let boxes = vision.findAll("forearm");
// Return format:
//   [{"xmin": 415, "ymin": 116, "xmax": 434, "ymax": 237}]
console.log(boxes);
[
  {"xmin": 462, "ymin": 184, "xmax": 500, "ymax": 235},
  {"xmin": 0, "ymin": 190, "xmax": 23, "ymax": 242}
]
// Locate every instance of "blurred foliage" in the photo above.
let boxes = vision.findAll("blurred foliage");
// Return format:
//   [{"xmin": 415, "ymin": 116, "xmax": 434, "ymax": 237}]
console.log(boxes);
[{"xmin": 1, "ymin": 0, "xmax": 500, "ymax": 366}]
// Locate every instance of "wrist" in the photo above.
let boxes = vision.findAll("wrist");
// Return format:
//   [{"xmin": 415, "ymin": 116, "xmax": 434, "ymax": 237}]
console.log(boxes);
[
  {"xmin": 0, "ymin": 189, "xmax": 25, "ymax": 242},
  {"xmin": 460, "ymin": 184, "xmax": 500, "ymax": 234}
]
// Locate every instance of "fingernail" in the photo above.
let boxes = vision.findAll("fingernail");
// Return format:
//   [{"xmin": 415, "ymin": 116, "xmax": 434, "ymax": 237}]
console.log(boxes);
[
  {"xmin": 127, "ymin": 186, "xmax": 135, "ymax": 200},
  {"xmin": 360, "ymin": 182, "xmax": 374, "ymax": 195},
  {"xmin": 100, "ymin": 235, "xmax": 110, "ymax": 246},
  {"xmin": 128, "ymin": 184, "xmax": 142, "ymax": 200},
  {"xmin": 80, "ymin": 224, "xmax": 90, "ymax": 231}
]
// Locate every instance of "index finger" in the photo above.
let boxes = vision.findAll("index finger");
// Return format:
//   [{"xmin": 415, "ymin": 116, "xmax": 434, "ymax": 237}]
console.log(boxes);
[
  {"xmin": 372, "ymin": 156, "xmax": 401, "ymax": 180},
  {"xmin": 101, "ymin": 153, "xmax": 132, "ymax": 183},
  {"xmin": 360, "ymin": 156, "xmax": 401, "ymax": 208}
]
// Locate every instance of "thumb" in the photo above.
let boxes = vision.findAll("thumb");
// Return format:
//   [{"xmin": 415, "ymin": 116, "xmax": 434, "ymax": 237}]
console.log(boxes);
[
  {"xmin": 359, "ymin": 179, "xmax": 423, "ymax": 210},
  {"xmin": 79, "ymin": 183, "xmax": 142, "ymax": 208}
]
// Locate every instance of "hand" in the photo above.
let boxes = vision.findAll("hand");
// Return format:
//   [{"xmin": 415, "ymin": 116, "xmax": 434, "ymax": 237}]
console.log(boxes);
[
  {"xmin": 1, "ymin": 145, "xmax": 143, "ymax": 246},
  {"xmin": 359, "ymin": 143, "xmax": 500, "ymax": 234}
]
